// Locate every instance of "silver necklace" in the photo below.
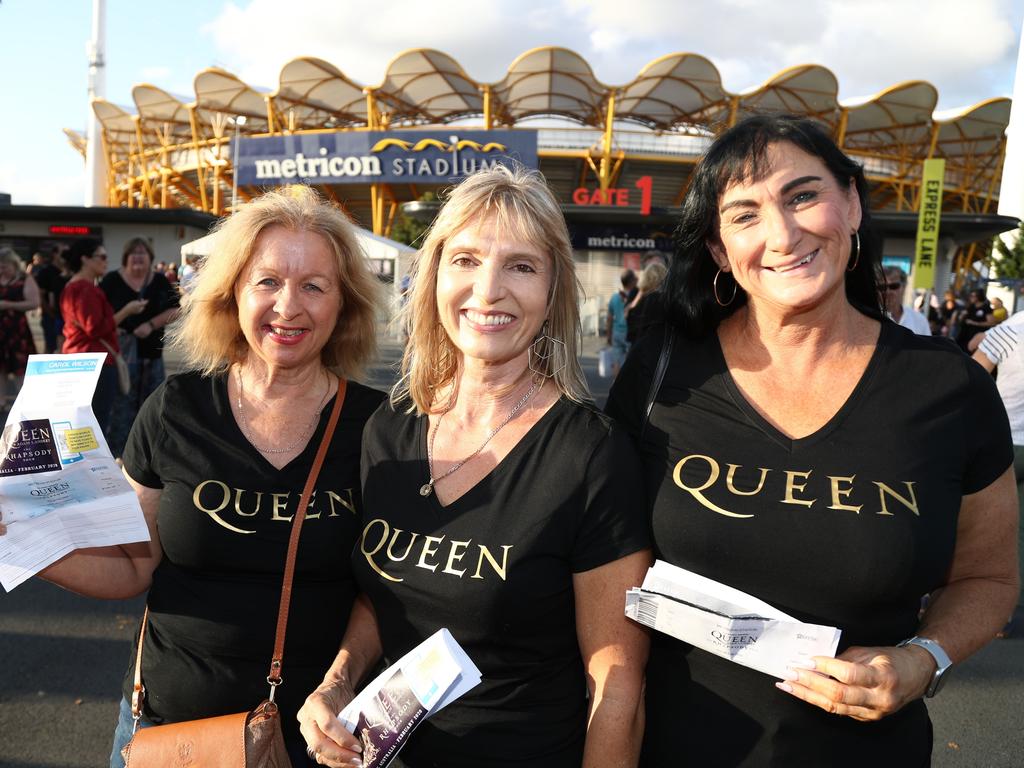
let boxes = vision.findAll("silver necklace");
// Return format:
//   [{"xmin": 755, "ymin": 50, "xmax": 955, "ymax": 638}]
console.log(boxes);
[
  {"xmin": 421, "ymin": 377, "xmax": 541, "ymax": 497},
  {"xmin": 236, "ymin": 367, "xmax": 331, "ymax": 455}
]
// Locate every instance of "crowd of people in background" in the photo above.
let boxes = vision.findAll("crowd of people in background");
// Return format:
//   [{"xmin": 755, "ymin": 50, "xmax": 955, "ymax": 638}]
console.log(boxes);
[{"xmin": 0, "ymin": 242, "xmax": 201, "ymax": 445}]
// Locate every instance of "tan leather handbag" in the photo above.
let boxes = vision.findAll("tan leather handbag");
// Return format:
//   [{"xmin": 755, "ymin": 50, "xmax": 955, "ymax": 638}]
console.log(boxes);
[{"xmin": 121, "ymin": 380, "xmax": 348, "ymax": 767}]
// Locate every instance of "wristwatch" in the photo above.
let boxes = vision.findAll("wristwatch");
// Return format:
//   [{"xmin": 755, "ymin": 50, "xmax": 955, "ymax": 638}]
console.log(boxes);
[{"xmin": 898, "ymin": 636, "xmax": 953, "ymax": 697}]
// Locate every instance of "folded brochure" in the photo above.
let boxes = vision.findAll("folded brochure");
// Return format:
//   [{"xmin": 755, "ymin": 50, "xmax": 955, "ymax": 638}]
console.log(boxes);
[
  {"xmin": 0, "ymin": 354, "xmax": 148, "ymax": 591},
  {"xmin": 625, "ymin": 560, "xmax": 841, "ymax": 679},
  {"xmin": 338, "ymin": 629, "xmax": 481, "ymax": 768}
]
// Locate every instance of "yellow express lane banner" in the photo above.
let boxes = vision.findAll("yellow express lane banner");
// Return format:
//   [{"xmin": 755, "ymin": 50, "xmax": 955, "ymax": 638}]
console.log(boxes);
[{"xmin": 913, "ymin": 158, "xmax": 945, "ymax": 290}]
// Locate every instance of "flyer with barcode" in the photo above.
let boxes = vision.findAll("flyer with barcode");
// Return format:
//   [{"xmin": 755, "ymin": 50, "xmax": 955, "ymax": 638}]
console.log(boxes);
[
  {"xmin": 338, "ymin": 629, "xmax": 481, "ymax": 768},
  {"xmin": 625, "ymin": 560, "xmax": 841, "ymax": 679},
  {"xmin": 0, "ymin": 354, "xmax": 149, "ymax": 591}
]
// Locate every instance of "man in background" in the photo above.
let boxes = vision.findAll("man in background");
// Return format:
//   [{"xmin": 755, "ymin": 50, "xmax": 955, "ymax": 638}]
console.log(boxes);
[
  {"xmin": 973, "ymin": 312, "xmax": 1024, "ymax": 636},
  {"xmin": 605, "ymin": 268, "xmax": 637, "ymax": 377},
  {"xmin": 881, "ymin": 266, "xmax": 930, "ymax": 335}
]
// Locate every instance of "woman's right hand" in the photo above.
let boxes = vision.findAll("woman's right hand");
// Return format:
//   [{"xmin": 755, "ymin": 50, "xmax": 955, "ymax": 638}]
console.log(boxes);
[
  {"xmin": 128, "ymin": 299, "xmax": 148, "ymax": 316},
  {"xmin": 297, "ymin": 677, "xmax": 364, "ymax": 767}
]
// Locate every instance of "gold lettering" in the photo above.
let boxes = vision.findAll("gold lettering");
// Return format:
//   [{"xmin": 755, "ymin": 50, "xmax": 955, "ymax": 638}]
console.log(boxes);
[
  {"xmin": 725, "ymin": 464, "xmax": 769, "ymax": 496},
  {"xmin": 443, "ymin": 539, "xmax": 471, "ymax": 577},
  {"xmin": 416, "ymin": 535, "xmax": 445, "ymax": 572},
  {"xmin": 828, "ymin": 475, "xmax": 862, "ymax": 513},
  {"xmin": 672, "ymin": 455, "xmax": 753, "ymax": 518},
  {"xmin": 193, "ymin": 480, "xmax": 253, "ymax": 534},
  {"xmin": 360, "ymin": 519, "xmax": 402, "ymax": 582},
  {"xmin": 781, "ymin": 470, "xmax": 815, "ymax": 507},
  {"xmin": 305, "ymin": 490, "xmax": 320, "ymax": 519},
  {"xmin": 385, "ymin": 528, "xmax": 419, "ymax": 562},
  {"xmin": 326, "ymin": 489, "xmax": 356, "ymax": 517},
  {"xmin": 874, "ymin": 481, "xmax": 920, "ymax": 516},
  {"xmin": 233, "ymin": 488, "xmax": 262, "ymax": 517},
  {"xmin": 473, "ymin": 544, "xmax": 513, "ymax": 581},
  {"xmin": 271, "ymin": 493, "xmax": 292, "ymax": 522}
]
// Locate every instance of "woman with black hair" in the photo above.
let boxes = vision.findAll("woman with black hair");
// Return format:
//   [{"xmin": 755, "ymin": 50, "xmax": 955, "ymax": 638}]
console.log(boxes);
[
  {"xmin": 606, "ymin": 114, "xmax": 1018, "ymax": 766},
  {"xmin": 61, "ymin": 238, "xmax": 146, "ymax": 439}
]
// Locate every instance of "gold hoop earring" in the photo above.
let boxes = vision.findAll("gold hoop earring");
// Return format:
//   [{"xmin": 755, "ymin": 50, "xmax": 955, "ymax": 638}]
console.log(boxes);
[
  {"xmin": 713, "ymin": 269, "xmax": 737, "ymax": 307},
  {"xmin": 847, "ymin": 231, "xmax": 861, "ymax": 272}
]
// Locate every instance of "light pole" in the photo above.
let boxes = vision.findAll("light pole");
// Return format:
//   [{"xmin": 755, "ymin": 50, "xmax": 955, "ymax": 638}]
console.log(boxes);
[{"xmin": 231, "ymin": 115, "xmax": 247, "ymax": 211}]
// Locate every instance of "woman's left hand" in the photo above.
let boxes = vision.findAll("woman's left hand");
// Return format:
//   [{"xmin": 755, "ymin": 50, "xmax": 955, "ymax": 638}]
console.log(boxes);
[
  {"xmin": 133, "ymin": 321, "xmax": 153, "ymax": 339},
  {"xmin": 776, "ymin": 644, "xmax": 934, "ymax": 721}
]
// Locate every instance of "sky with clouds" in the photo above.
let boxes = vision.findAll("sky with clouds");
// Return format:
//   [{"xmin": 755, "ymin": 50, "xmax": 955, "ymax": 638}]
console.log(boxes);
[{"xmin": 0, "ymin": 0, "xmax": 1021, "ymax": 206}]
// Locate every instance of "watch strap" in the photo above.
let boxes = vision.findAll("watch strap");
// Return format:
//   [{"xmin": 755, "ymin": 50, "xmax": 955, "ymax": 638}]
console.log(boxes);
[{"xmin": 898, "ymin": 635, "xmax": 952, "ymax": 697}]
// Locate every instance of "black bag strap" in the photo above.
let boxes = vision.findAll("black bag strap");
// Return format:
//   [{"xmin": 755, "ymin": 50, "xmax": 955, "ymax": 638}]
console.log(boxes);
[{"xmin": 639, "ymin": 324, "xmax": 674, "ymax": 443}]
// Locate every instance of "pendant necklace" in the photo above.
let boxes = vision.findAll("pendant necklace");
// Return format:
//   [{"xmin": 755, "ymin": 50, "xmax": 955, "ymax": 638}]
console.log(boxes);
[
  {"xmin": 421, "ymin": 377, "xmax": 541, "ymax": 497},
  {"xmin": 236, "ymin": 367, "xmax": 331, "ymax": 455}
]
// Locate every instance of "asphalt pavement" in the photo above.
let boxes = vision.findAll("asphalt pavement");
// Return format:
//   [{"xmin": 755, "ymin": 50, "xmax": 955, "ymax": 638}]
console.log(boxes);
[{"xmin": 0, "ymin": 329, "xmax": 1021, "ymax": 767}]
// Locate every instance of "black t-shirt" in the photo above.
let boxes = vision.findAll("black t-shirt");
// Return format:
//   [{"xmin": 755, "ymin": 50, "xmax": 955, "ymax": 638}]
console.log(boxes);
[
  {"xmin": 606, "ymin": 321, "xmax": 1012, "ymax": 767},
  {"xmin": 354, "ymin": 397, "xmax": 650, "ymax": 768},
  {"xmin": 626, "ymin": 291, "xmax": 662, "ymax": 344},
  {"xmin": 100, "ymin": 270, "xmax": 180, "ymax": 358},
  {"xmin": 35, "ymin": 264, "xmax": 69, "ymax": 318},
  {"xmin": 956, "ymin": 301, "xmax": 992, "ymax": 350},
  {"xmin": 121, "ymin": 372, "xmax": 384, "ymax": 747}
]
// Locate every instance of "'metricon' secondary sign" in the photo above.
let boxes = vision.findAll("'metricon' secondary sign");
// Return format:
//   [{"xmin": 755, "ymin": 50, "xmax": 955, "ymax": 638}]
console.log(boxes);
[{"xmin": 233, "ymin": 130, "xmax": 538, "ymax": 186}]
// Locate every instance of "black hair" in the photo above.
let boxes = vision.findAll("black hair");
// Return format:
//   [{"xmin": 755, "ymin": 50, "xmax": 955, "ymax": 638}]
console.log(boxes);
[
  {"xmin": 64, "ymin": 238, "xmax": 103, "ymax": 273},
  {"xmin": 663, "ymin": 114, "xmax": 883, "ymax": 338}
]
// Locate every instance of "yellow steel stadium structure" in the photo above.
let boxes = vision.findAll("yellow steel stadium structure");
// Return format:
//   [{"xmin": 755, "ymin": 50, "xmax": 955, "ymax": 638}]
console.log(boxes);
[{"xmin": 67, "ymin": 47, "xmax": 1013, "ymax": 283}]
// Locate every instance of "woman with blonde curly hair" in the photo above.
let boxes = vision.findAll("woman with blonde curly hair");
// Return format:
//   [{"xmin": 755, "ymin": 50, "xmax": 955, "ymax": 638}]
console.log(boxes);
[
  {"xmin": 4, "ymin": 186, "xmax": 384, "ymax": 767},
  {"xmin": 299, "ymin": 165, "xmax": 651, "ymax": 768}
]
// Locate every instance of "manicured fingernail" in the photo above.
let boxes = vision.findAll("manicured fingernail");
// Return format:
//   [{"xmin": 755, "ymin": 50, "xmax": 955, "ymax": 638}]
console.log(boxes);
[
  {"xmin": 349, "ymin": 760, "xmax": 363, "ymax": 767},
  {"xmin": 783, "ymin": 668, "xmax": 800, "ymax": 681},
  {"xmin": 775, "ymin": 681, "xmax": 793, "ymax": 693}
]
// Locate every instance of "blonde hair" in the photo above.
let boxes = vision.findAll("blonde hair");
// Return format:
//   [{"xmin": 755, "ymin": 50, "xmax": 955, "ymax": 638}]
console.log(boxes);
[
  {"xmin": 0, "ymin": 247, "xmax": 25, "ymax": 277},
  {"xmin": 393, "ymin": 164, "xmax": 589, "ymax": 413},
  {"xmin": 638, "ymin": 262, "xmax": 668, "ymax": 293},
  {"xmin": 168, "ymin": 185, "xmax": 380, "ymax": 379}
]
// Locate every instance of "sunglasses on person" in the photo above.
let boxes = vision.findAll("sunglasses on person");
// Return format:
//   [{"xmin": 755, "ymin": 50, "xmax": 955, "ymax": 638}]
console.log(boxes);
[{"xmin": 879, "ymin": 282, "xmax": 903, "ymax": 291}]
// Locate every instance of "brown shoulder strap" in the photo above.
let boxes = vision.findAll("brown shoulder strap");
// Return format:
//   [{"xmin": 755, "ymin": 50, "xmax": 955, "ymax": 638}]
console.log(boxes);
[
  {"xmin": 130, "ymin": 606, "xmax": 149, "ymax": 720},
  {"xmin": 267, "ymin": 378, "xmax": 347, "ymax": 690},
  {"xmin": 128, "ymin": 379, "xmax": 348, "ymax": 718}
]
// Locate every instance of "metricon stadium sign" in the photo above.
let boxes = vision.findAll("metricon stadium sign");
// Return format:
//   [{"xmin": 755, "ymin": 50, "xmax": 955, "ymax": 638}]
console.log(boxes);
[{"xmin": 235, "ymin": 130, "xmax": 538, "ymax": 186}]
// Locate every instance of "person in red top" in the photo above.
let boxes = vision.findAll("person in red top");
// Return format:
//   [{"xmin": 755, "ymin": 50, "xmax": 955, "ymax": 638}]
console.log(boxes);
[{"xmin": 61, "ymin": 239, "xmax": 146, "ymax": 439}]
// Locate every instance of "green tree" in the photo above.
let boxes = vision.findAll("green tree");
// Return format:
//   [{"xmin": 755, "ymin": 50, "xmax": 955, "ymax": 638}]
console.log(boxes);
[
  {"xmin": 389, "ymin": 191, "xmax": 437, "ymax": 247},
  {"xmin": 993, "ymin": 222, "xmax": 1024, "ymax": 280}
]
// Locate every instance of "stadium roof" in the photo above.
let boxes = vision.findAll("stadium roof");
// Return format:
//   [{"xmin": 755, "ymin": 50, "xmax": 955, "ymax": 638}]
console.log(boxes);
[
  {"xmin": 75, "ymin": 45, "xmax": 1010, "ymax": 238},
  {"xmin": 86, "ymin": 45, "xmax": 1009, "ymax": 160}
]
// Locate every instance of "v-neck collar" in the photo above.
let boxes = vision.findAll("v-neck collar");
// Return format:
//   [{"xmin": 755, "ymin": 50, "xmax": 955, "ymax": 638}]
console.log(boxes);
[
  {"xmin": 415, "ymin": 395, "xmax": 568, "ymax": 512},
  {"xmin": 712, "ymin": 320, "xmax": 889, "ymax": 453},
  {"xmin": 218, "ymin": 374, "xmax": 340, "ymax": 473}
]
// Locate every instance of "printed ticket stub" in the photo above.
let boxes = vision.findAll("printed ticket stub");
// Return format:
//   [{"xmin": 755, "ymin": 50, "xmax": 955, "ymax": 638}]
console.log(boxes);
[
  {"xmin": 0, "ymin": 354, "xmax": 149, "ymax": 591},
  {"xmin": 338, "ymin": 629, "xmax": 481, "ymax": 768},
  {"xmin": 625, "ymin": 560, "xmax": 841, "ymax": 679}
]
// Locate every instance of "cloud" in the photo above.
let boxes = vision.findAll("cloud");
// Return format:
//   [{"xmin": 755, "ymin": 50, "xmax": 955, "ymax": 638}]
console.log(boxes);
[
  {"xmin": 197, "ymin": 0, "xmax": 1020, "ymax": 109},
  {"xmin": 0, "ymin": 162, "xmax": 84, "ymax": 206}
]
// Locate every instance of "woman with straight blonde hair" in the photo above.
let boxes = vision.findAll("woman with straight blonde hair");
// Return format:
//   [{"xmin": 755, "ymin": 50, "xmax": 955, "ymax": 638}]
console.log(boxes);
[
  {"xmin": 2, "ymin": 185, "xmax": 385, "ymax": 768},
  {"xmin": 299, "ymin": 165, "xmax": 651, "ymax": 768}
]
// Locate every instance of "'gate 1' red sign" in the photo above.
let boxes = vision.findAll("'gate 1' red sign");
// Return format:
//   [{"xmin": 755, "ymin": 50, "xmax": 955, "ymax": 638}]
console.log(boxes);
[{"xmin": 572, "ymin": 176, "xmax": 652, "ymax": 215}]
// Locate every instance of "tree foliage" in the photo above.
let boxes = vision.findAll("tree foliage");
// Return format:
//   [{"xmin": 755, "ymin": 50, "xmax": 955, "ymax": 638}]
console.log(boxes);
[
  {"xmin": 993, "ymin": 222, "xmax": 1024, "ymax": 280},
  {"xmin": 388, "ymin": 191, "xmax": 437, "ymax": 248}
]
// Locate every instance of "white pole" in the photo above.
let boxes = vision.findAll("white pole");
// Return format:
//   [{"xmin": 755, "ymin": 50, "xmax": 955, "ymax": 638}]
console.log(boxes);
[
  {"xmin": 231, "ymin": 116, "xmax": 246, "ymax": 211},
  {"xmin": 997, "ymin": 17, "xmax": 1024, "ymax": 225},
  {"xmin": 84, "ymin": 0, "xmax": 107, "ymax": 207}
]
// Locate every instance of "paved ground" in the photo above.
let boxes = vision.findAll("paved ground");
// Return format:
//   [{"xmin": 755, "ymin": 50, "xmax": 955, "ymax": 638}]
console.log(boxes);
[{"xmin": 0, "ymin": 324, "xmax": 1021, "ymax": 766}]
